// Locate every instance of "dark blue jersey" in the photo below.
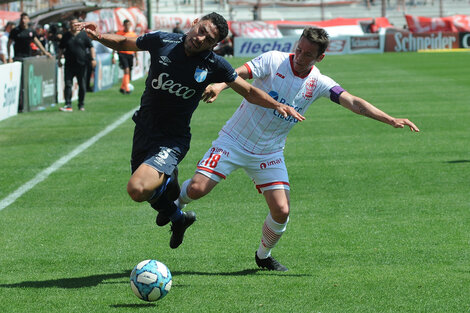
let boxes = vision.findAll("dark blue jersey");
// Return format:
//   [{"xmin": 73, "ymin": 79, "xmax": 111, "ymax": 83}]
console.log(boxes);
[{"xmin": 134, "ymin": 31, "xmax": 238, "ymax": 147}]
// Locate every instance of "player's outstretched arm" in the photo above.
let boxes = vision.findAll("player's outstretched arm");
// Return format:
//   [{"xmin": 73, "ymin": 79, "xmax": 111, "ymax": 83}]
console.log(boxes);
[
  {"xmin": 227, "ymin": 76, "xmax": 305, "ymax": 122},
  {"xmin": 201, "ymin": 64, "xmax": 252, "ymax": 103},
  {"xmin": 339, "ymin": 91, "xmax": 419, "ymax": 132},
  {"xmin": 73, "ymin": 22, "xmax": 141, "ymax": 52}
]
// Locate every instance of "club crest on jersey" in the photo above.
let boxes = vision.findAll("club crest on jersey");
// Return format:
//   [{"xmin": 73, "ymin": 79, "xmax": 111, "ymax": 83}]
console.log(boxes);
[
  {"xmin": 302, "ymin": 77, "xmax": 318, "ymax": 99},
  {"xmin": 194, "ymin": 67, "xmax": 208, "ymax": 83}
]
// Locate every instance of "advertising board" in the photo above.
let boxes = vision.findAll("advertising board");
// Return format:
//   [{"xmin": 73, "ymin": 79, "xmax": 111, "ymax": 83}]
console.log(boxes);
[
  {"xmin": 22, "ymin": 56, "xmax": 57, "ymax": 112},
  {"xmin": 0, "ymin": 62, "xmax": 21, "ymax": 121},
  {"xmin": 385, "ymin": 31, "xmax": 459, "ymax": 52}
]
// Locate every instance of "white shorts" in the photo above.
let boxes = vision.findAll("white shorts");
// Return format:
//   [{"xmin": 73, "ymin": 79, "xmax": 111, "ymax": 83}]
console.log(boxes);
[{"xmin": 196, "ymin": 134, "xmax": 290, "ymax": 194}]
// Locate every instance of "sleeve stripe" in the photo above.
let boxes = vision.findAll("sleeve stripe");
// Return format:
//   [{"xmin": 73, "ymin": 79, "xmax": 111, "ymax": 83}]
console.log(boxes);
[{"xmin": 244, "ymin": 63, "xmax": 253, "ymax": 79}]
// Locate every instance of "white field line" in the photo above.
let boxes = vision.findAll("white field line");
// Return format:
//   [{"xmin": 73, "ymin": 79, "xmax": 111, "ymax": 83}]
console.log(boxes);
[{"xmin": 0, "ymin": 108, "xmax": 136, "ymax": 212}]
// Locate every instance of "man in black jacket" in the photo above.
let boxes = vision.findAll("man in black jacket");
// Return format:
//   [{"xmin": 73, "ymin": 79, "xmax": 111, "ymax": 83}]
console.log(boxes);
[{"xmin": 57, "ymin": 19, "xmax": 96, "ymax": 112}]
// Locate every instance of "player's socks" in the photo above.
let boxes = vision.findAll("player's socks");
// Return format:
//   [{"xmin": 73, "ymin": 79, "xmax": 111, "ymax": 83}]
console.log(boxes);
[
  {"xmin": 122, "ymin": 74, "xmax": 130, "ymax": 92},
  {"xmin": 147, "ymin": 178, "xmax": 171, "ymax": 206},
  {"xmin": 169, "ymin": 207, "xmax": 184, "ymax": 223},
  {"xmin": 256, "ymin": 213, "xmax": 289, "ymax": 259},
  {"xmin": 165, "ymin": 168, "xmax": 180, "ymax": 201},
  {"xmin": 120, "ymin": 75, "xmax": 127, "ymax": 91},
  {"xmin": 175, "ymin": 179, "xmax": 193, "ymax": 209}
]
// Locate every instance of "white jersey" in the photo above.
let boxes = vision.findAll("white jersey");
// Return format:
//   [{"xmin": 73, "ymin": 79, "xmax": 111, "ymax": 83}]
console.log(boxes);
[{"xmin": 220, "ymin": 50, "xmax": 342, "ymax": 155}]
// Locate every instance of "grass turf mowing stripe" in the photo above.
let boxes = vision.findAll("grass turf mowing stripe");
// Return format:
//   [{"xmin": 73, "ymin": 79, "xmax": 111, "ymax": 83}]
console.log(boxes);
[{"xmin": 0, "ymin": 107, "xmax": 137, "ymax": 212}]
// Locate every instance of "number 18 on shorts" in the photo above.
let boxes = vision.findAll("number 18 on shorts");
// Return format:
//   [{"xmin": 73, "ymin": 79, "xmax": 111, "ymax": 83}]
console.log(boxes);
[{"xmin": 196, "ymin": 137, "xmax": 290, "ymax": 193}]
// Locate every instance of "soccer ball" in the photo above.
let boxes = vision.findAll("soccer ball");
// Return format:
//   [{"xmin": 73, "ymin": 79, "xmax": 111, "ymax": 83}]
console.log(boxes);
[
  {"xmin": 127, "ymin": 83, "xmax": 134, "ymax": 92},
  {"xmin": 130, "ymin": 259, "xmax": 172, "ymax": 302}
]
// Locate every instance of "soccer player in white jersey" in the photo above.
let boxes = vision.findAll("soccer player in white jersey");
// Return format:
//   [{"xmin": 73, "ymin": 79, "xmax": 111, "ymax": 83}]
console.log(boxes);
[{"xmin": 171, "ymin": 27, "xmax": 420, "ymax": 271}]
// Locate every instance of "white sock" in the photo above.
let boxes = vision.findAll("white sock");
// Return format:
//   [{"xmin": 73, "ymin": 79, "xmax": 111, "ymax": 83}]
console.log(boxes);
[
  {"xmin": 257, "ymin": 213, "xmax": 289, "ymax": 259},
  {"xmin": 175, "ymin": 179, "xmax": 193, "ymax": 209}
]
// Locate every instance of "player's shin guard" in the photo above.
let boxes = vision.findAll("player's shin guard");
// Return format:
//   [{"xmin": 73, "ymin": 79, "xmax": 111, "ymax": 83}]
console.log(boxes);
[
  {"xmin": 175, "ymin": 179, "xmax": 193, "ymax": 210},
  {"xmin": 257, "ymin": 213, "xmax": 289, "ymax": 259}
]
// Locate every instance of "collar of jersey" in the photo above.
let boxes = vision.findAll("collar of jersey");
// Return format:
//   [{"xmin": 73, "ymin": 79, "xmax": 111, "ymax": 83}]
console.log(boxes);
[{"xmin": 289, "ymin": 54, "xmax": 313, "ymax": 79}]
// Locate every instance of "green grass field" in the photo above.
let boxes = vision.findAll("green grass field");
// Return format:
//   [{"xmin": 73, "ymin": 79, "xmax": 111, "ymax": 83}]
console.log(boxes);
[{"xmin": 0, "ymin": 51, "xmax": 469, "ymax": 312}]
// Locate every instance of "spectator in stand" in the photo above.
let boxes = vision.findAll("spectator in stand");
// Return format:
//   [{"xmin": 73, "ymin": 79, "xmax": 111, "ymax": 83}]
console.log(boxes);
[
  {"xmin": 35, "ymin": 25, "xmax": 48, "ymax": 53},
  {"xmin": 172, "ymin": 22, "xmax": 184, "ymax": 34},
  {"xmin": 252, "ymin": 5, "xmax": 259, "ymax": 21},
  {"xmin": 7, "ymin": 13, "xmax": 51, "ymax": 62},
  {"xmin": 367, "ymin": 18, "xmax": 379, "ymax": 33},
  {"xmin": 0, "ymin": 22, "xmax": 15, "ymax": 64},
  {"xmin": 57, "ymin": 18, "xmax": 96, "ymax": 112},
  {"xmin": 114, "ymin": 19, "xmax": 138, "ymax": 94},
  {"xmin": 47, "ymin": 22, "xmax": 64, "ymax": 55}
]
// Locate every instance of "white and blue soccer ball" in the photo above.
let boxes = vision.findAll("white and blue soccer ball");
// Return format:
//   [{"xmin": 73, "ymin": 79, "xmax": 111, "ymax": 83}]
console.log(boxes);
[
  {"xmin": 127, "ymin": 83, "xmax": 134, "ymax": 92},
  {"xmin": 130, "ymin": 259, "xmax": 172, "ymax": 302}
]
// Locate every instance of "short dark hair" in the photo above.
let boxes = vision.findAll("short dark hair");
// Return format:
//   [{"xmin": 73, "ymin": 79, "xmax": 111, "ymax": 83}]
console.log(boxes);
[
  {"xmin": 200, "ymin": 12, "xmax": 228, "ymax": 43},
  {"xmin": 20, "ymin": 12, "xmax": 28, "ymax": 18},
  {"xmin": 301, "ymin": 28, "xmax": 330, "ymax": 57},
  {"xmin": 123, "ymin": 19, "xmax": 130, "ymax": 25}
]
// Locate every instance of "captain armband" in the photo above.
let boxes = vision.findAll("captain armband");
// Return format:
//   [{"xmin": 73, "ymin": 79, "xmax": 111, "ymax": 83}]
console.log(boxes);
[{"xmin": 329, "ymin": 86, "xmax": 346, "ymax": 104}]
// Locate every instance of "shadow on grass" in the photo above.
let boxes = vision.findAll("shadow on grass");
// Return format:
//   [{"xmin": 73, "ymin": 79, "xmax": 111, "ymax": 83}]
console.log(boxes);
[
  {"xmin": 446, "ymin": 160, "xmax": 470, "ymax": 164},
  {"xmin": 110, "ymin": 303, "xmax": 156, "ymax": 308},
  {"xmin": 172, "ymin": 269, "xmax": 310, "ymax": 277},
  {"xmin": 0, "ymin": 268, "xmax": 309, "ymax": 289},
  {"xmin": 0, "ymin": 271, "xmax": 131, "ymax": 289}
]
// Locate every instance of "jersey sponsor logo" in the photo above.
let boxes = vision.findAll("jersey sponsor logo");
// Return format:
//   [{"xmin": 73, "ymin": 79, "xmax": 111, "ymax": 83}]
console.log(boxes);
[
  {"xmin": 302, "ymin": 77, "xmax": 317, "ymax": 99},
  {"xmin": 151, "ymin": 72, "xmax": 197, "ymax": 99},
  {"xmin": 159, "ymin": 56, "xmax": 171, "ymax": 66},
  {"xmin": 268, "ymin": 90, "xmax": 301, "ymax": 123},
  {"xmin": 276, "ymin": 72, "xmax": 285, "ymax": 79},
  {"xmin": 268, "ymin": 90, "xmax": 279, "ymax": 101},
  {"xmin": 259, "ymin": 158, "xmax": 283, "ymax": 169},
  {"xmin": 273, "ymin": 96, "xmax": 301, "ymax": 123},
  {"xmin": 210, "ymin": 147, "xmax": 230, "ymax": 157},
  {"xmin": 194, "ymin": 67, "xmax": 208, "ymax": 83}
]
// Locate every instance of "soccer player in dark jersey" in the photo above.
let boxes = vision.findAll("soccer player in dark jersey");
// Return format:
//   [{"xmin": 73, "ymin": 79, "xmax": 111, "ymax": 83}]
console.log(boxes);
[{"xmin": 74, "ymin": 12, "xmax": 305, "ymax": 249}]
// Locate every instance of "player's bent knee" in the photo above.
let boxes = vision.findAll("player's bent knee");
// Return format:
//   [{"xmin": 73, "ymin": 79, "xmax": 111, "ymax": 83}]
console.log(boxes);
[
  {"xmin": 127, "ymin": 181, "xmax": 147, "ymax": 202},
  {"xmin": 270, "ymin": 204, "xmax": 290, "ymax": 223},
  {"xmin": 186, "ymin": 181, "xmax": 209, "ymax": 200}
]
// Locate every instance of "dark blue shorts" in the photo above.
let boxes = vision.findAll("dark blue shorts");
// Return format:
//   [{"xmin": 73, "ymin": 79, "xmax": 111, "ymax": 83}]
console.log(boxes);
[{"xmin": 130, "ymin": 126, "xmax": 188, "ymax": 175}]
